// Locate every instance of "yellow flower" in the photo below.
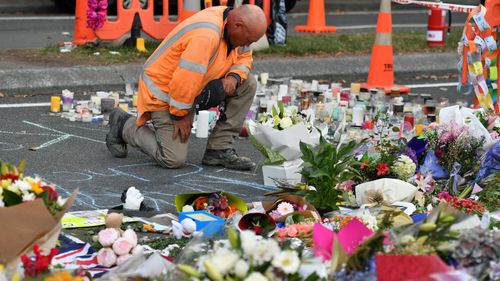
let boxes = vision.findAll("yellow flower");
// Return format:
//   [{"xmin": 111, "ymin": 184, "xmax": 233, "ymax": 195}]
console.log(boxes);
[
  {"xmin": 44, "ymin": 271, "xmax": 83, "ymax": 281},
  {"xmin": 25, "ymin": 177, "xmax": 43, "ymax": 195}
]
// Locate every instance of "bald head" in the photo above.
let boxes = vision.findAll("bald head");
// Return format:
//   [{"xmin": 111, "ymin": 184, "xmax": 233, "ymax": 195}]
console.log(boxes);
[{"xmin": 226, "ymin": 4, "xmax": 267, "ymax": 47}]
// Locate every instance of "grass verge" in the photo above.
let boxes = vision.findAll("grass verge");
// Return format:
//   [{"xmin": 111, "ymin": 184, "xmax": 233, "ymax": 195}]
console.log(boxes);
[{"xmin": 35, "ymin": 29, "xmax": 463, "ymax": 65}]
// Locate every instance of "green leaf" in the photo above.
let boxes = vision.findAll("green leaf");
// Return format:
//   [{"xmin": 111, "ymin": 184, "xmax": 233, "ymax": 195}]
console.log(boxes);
[
  {"xmin": 2, "ymin": 189, "xmax": 22, "ymax": 206},
  {"xmin": 309, "ymin": 169, "xmax": 330, "ymax": 178},
  {"xmin": 272, "ymin": 104, "xmax": 278, "ymax": 117},
  {"xmin": 249, "ymin": 135, "xmax": 286, "ymax": 165},
  {"xmin": 278, "ymin": 101, "xmax": 285, "ymax": 118}
]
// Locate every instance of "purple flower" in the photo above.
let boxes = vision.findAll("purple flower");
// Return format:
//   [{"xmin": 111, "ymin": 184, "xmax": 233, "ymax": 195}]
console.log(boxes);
[
  {"xmin": 438, "ymin": 121, "xmax": 467, "ymax": 143},
  {"xmin": 403, "ymin": 148, "xmax": 418, "ymax": 165}
]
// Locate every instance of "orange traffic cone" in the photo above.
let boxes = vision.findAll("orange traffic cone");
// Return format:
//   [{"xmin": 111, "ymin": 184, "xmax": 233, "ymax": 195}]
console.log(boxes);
[
  {"xmin": 73, "ymin": 0, "xmax": 97, "ymax": 46},
  {"xmin": 361, "ymin": 0, "xmax": 409, "ymax": 94},
  {"xmin": 295, "ymin": 0, "xmax": 336, "ymax": 33}
]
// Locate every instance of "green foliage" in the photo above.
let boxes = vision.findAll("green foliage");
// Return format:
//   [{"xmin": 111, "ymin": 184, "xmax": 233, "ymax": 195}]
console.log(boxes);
[
  {"xmin": 299, "ymin": 135, "xmax": 360, "ymax": 210},
  {"xmin": 478, "ymin": 172, "xmax": 500, "ymax": 211},
  {"xmin": 249, "ymin": 135, "xmax": 286, "ymax": 165}
]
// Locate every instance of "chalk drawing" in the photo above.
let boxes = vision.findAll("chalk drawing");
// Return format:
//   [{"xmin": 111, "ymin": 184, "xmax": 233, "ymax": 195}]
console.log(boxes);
[
  {"xmin": 63, "ymin": 124, "xmax": 108, "ymax": 132},
  {"xmin": 173, "ymin": 163, "xmax": 204, "ymax": 178},
  {"xmin": 23, "ymin": 120, "xmax": 104, "ymax": 150},
  {"xmin": 0, "ymin": 142, "xmax": 23, "ymax": 151},
  {"xmin": 53, "ymin": 162, "xmax": 155, "ymax": 182}
]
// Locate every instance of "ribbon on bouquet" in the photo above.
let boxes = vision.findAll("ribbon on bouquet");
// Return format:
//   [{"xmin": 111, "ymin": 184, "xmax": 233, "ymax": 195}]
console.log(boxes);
[
  {"xmin": 391, "ymin": 0, "xmax": 476, "ymax": 13},
  {"xmin": 449, "ymin": 162, "xmax": 463, "ymax": 194}
]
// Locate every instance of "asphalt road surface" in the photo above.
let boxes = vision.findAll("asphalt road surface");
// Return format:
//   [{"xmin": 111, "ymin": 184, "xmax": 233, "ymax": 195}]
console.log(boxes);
[
  {"xmin": 0, "ymin": 9, "xmax": 468, "ymax": 49},
  {"xmin": 0, "ymin": 71, "xmax": 475, "ymax": 214}
]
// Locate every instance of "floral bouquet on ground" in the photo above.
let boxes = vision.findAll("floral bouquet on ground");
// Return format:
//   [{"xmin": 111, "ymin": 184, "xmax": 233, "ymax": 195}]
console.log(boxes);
[
  {"xmin": 248, "ymin": 102, "xmax": 321, "ymax": 164},
  {"xmin": 262, "ymin": 195, "xmax": 320, "ymax": 223},
  {"xmin": 424, "ymin": 120, "xmax": 485, "ymax": 177},
  {"xmin": 0, "ymin": 160, "xmax": 77, "ymax": 266},
  {"xmin": 175, "ymin": 192, "xmax": 248, "ymax": 219},
  {"xmin": 358, "ymin": 115, "xmax": 418, "ymax": 182},
  {"xmin": 173, "ymin": 228, "xmax": 328, "ymax": 281},
  {"xmin": 237, "ymin": 212, "xmax": 277, "ymax": 236}
]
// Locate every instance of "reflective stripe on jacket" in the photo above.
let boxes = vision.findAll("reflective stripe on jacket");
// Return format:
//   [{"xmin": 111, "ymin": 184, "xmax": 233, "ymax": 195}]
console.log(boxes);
[{"xmin": 136, "ymin": 6, "xmax": 253, "ymax": 127}]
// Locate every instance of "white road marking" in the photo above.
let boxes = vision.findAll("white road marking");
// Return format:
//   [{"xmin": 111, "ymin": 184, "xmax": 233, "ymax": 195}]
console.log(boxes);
[
  {"xmin": 0, "ymin": 102, "xmax": 50, "ymax": 108},
  {"xmin": 407, "ymin": 82, "xmax": 458, "ymax": 88}
]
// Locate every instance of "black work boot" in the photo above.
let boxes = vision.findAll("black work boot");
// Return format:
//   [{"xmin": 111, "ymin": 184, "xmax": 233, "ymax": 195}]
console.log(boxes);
[
  {"xmin": 202, "ymin": 148, "xmax": 256, "ymax": 171},
  {"xmin": 106, "ymin": 108, "xmax": 130, "ymax": 158}
]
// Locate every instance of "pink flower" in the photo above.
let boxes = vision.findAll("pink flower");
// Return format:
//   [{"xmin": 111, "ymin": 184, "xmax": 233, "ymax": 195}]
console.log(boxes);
[
  {"xmin": 276, "ymin": 202, "xmax": 294, "ymax": 216},
  {"xmin": 98, "ymin": 228, "xmax": 119, "ymax": 247},
  {"xmin": 97, "ymin": 248, "xmax": 117, "ymax": 267},
  {"xmin": 338, "ymin": 180, "xmax": 356, "ymax": 192},
  {"xmin": 122, "ymin": 229, "xmax": 138, "ymax": 247},
  {"xmin": 116, "ymin": 254, "xmax": 132, "ymax": 265},
  {"xmin": 296, "ymin": 223, "xmax": 313, "ymax": 234},
  {"xmin": 112, "ymin": 238, "xmax": 134, "ymax": 256},
  {"xmin": 277, "ymin": 228, "xmax": 288, "ymax": 238},
  {"xmin": 491, "ymin": 132, "xmax": 499, "ymax": 140},
  {"xmin": 287, "ymin": 225, "xmax": 298, "ymax": 237}
]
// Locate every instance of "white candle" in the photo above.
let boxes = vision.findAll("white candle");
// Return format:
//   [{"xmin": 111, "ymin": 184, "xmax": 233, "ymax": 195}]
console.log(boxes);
[
  {"xmin": 260, "ymin": 73, "xmax": 269, "ymax": 86},
  {"xmin": 196, "ymin": 111, "xmax": 210, "ymax": 138}
]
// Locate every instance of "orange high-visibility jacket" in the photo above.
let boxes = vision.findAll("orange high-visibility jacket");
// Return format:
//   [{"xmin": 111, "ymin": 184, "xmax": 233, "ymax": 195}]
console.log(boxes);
[{"xmin": 136, "ymin": 6, "xmax": 253, "ymax": 126}]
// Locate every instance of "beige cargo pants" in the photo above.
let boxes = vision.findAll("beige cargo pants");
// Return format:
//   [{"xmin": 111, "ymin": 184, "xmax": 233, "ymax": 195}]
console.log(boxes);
[{"xmin": 122, "ymin": 74, "xmax": 257, "ymax": 168}]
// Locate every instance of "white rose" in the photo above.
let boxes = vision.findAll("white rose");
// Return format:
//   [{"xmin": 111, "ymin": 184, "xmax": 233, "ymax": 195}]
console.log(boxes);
[
  {"xmin": 272, "ymin": 250, "xmax": 300, "ymax": 274},
  {"xmin": 22, "ymin": 191, "xmax": 36, "ymax": 202},
  {"xmin": 6, "ymin": 184, "xmax": 21, "ymax": 195},
  {"xmin": 240, "ymin": 230, "xmax": 257, "ymax": 257},
  {"xmin": 279, "ymin": 117, "xmax": 293, "ymax": 129},
  {"xmin": 211, "ymin": 248, "xmax": 239, "ymax": 275},
  {"xmin": 244, "ymin": 272, "xmax": 268, "ymax": 281},
  {"xmin": 234, "ymin": 259, "xmax": 249, "ymax": 278},
  {"xmin": 253, "ymin": 239, "xmax": 280, "ymax": 265},
  {"xmin": 182, "ymin": 205, "xmax": 195, "ymax": 212}
]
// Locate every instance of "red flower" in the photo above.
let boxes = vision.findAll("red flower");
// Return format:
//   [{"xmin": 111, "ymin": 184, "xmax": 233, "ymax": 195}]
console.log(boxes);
[
  {"xmin": 21, "ymin": 244, "xmax": 58, "ymax": 277},
  {"xmin": 360, "ymin": 160, "xmax": 368, "ymax": 171},
  {"xmin": 376, "ymin": 163, "xmax": 389, "ymax": 176},
  {"xmin": 41, "ymin": 185, "xmax": 58, "ymax": 201},
  {"xmin": 194, "ymin": 197, "xmax": 208, "ymax": 210}
]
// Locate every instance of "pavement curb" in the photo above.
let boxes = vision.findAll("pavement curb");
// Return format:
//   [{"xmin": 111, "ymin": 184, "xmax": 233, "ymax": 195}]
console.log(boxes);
[{"xmin": 0, "ymin": 52, "xmax": 459, "ymax": 95}]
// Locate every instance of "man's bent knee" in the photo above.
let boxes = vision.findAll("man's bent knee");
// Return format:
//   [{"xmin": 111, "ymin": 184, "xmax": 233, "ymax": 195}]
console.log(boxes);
[{"xmin": 157, "ymin": 155, "xmax": 186, "ymax": 169}]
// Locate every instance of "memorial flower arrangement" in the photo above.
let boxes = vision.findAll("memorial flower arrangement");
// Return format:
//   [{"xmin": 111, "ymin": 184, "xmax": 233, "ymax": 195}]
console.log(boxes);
[
  {"xmin": 425, "ymin": 120, "xmax": 485, "ymax": 175},
  {"xmin": 258, "ymin": 102, "xmax": 310, "ymax": 131},
  {"xmin": 95, "ymin": 228, "xmax": 144, "ymax": 267},
  {"xmin": 191, "ymin": 192, "xmax": 239, "ymax": 219},
  {"xmin": 175, "ymin": 228, "xmax": 327, "ymax": 281},
  {"xmin": 0, "ymin": 161, "xmax": 66, "ymax": 214},
  {"xmin": 0, "ymin": 160, "xmax": 75, "ymax": 266},
  {"xmin": 21, "ymin": 244, "xmax": 58, "ymax": 278},
  {"xmin": 249, "ymin": 102, "xmax": 321, "ymax": 165},
  {"xmin": 358, "ymin": 114, "xmax": 417, "ymax": 181}
]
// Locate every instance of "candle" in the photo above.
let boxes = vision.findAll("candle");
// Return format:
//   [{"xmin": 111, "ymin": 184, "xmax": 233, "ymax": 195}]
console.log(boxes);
[
  {"xmin": 196, "ymin": 110, "xmax": 210, "ymax": 138},
  {"xmin": 260, "ymin": 73, "xmax": 269, "ymax": 86},
  {"xmin": 50, "ymin": 96, "xmax": 61, "ymax": 113},
  {"xmin": 350, "ymin": 83, "xmax": 361, "ymax": 94},
  {"xmin": 119, "ymin": 103, "xmax": 129, "ymax": 112}
]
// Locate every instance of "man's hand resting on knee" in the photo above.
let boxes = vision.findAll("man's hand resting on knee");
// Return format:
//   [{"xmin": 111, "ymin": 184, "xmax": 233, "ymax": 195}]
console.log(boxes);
[{"xmin": 172, "ymin": 115, "xmax": 193, "ymax": 143}]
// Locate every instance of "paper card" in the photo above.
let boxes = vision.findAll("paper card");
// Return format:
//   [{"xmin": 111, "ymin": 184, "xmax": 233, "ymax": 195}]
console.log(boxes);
[
  {"xmin": 485, "ymin": 36, "xmax": 497, "ymax": 51},
  {"xmin": 485, "ymin": 57, "xmax": 491, "ymax": 69},
  {"xmin": 376, "ymin": 254, "xmax": 451, "ymax": 281},
  {"xmin": 474, "ymin": 36, "xmax": 486, "ymax": 51},
  {"xmin": 490, "ymin": 66, "xmax": 498, "ymax": 80},
  {"xmin": 468, "ymin": 40, "xmax": 477, "ymax": 53},
  {"xmin": 335, "ymin": 218, "xmax": 373, "ymax": 255},
  {"xmin": 312, "ymin": 223, "xmax": 334, "ymax": 261},
  {"xmin": 473, "ymin": 13, "xmax": 490, "ymax": 31},
  {"xmin": 472, "ymin": 61, "xmax": 484, "ymax": 75},
  {"xmin": 62, "ymin": 209, "xmax": 138, "ymax": 228},
  {"xmin": 312, "ymin": 218, "xmax": 373, "ymax": 260}
]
